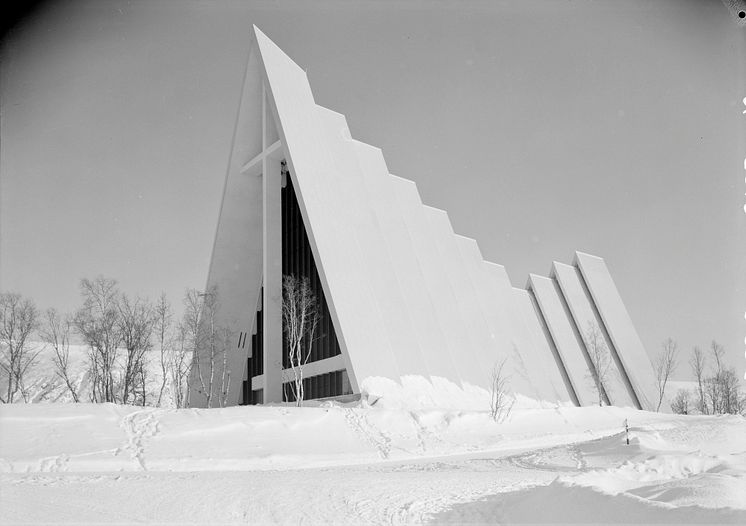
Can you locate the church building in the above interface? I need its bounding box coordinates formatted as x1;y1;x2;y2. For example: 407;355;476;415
189;27;658;411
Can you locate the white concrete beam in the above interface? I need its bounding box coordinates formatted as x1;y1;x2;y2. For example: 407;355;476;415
240;140;283;175
262;155;283;403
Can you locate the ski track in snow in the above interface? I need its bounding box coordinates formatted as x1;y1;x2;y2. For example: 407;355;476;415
1;405;745;524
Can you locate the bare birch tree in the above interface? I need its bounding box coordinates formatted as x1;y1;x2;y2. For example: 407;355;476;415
715;367;744;415
171;322;192;408
183;287;231;408
689;346;707;414
670;389;691;415
704;341;743;415
704;341;724;414
41;308;79;402
0;292;40;403
489;357;514;423
218;325;232;408
153;293;172;407
654;338;678;412
585;321;611;406
282;275;319;406
182;289;208;405
74;276;121;403
117;295;155;405
710;340;725;376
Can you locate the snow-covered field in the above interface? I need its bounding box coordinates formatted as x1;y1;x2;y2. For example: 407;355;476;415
1;402;745;524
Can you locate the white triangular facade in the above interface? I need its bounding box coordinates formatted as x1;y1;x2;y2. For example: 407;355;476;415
189;27;659;411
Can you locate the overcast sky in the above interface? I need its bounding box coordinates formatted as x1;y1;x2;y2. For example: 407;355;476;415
1;0;744;381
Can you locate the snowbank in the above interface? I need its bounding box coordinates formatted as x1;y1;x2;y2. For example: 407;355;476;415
0;402;701;474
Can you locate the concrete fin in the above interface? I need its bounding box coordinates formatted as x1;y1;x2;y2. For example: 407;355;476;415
552;262;638;408
528;274;597;406
574;252;657;411
511;288;574;405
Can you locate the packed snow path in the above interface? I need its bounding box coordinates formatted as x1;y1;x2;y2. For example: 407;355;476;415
1;403;745;524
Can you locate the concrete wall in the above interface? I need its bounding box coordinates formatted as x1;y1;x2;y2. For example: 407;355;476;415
424;207;496;389
481;262;544;401
188;40;265;408
388;176;482;390
352;141;459;384
312;106;430;382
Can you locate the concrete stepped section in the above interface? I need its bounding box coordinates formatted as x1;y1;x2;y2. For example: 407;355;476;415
314;105;430;381
453;236;513;368
481;262;536;399
388;175;482;390
256;29;402;393
456;239;557;405
480;260;562;404
552;262;638;408
574;252;656;411
423;206;495;389
350;139;458;386
528;274;598;406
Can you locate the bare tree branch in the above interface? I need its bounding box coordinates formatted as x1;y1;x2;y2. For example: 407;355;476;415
689;346;707;415
153;293;172;407
74;277;121;403
670;389;691;415
0;292;40;403
40;308;79;402
584;321;611;407
118;294;155;405
184;287;231;408
489;358;514;423
654;338;678;412
282;275;319;407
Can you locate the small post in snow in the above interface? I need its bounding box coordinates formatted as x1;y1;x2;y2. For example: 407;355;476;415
624;418;629;445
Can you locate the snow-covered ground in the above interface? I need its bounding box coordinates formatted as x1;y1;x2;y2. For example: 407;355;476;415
1;402;744;524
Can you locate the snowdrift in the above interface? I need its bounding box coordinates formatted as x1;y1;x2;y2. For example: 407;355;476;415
2;403;744;524
1;402;665;473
